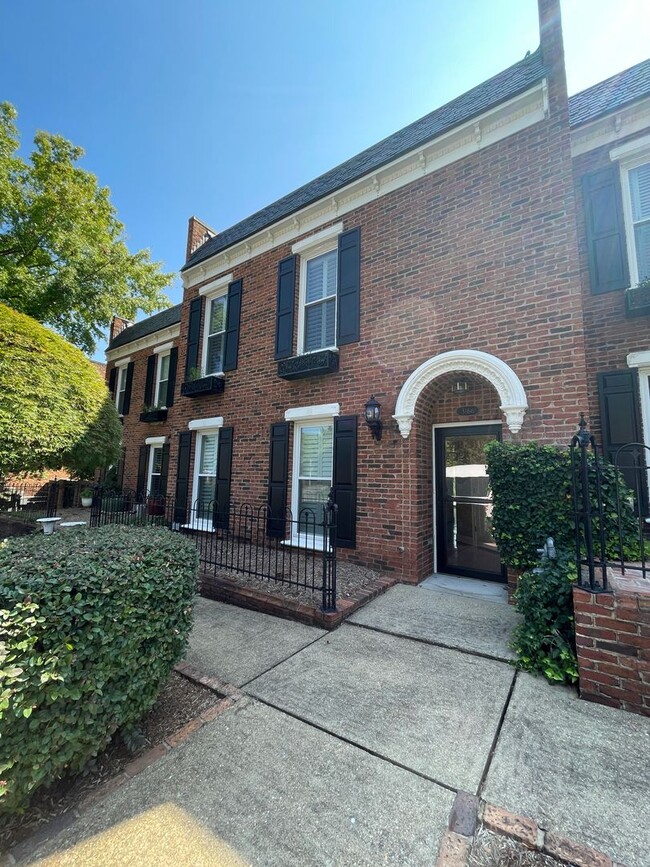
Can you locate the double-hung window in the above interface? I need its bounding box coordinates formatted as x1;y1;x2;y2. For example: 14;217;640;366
116;365;128;415
303;249;337;353
155;352;170;408
147;445;164;497
628;160;650;283
203;294;228;376
292;422;333;534
193;431;218;521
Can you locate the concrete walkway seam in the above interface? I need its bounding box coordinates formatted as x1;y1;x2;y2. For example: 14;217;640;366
476;669;518;798
236;630;330;690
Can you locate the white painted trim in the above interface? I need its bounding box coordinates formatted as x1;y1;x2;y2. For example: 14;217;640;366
570;95;650;157
285;403;340;422
153;349;171;409
201;293;228;377
153;341;174;355
190;429;220;518
291;222;343;255
182;82;547;289
199;272;233;297
627;351;650;368
431;421;503;573
106;324;180;362
393;350;527;437
289;419;334;547
114;356;132;367
189;416;224;431
610;133;650;163
613;145;650;289
145;436;167;446
296;239;339;355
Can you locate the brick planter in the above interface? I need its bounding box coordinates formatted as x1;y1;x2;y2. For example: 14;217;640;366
573;574;650;717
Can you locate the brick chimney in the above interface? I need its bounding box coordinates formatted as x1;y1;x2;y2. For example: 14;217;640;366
538;0;568;114
109;315;132;343
186;216;217;262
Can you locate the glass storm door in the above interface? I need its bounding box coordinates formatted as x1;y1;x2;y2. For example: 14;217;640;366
435;425;504;582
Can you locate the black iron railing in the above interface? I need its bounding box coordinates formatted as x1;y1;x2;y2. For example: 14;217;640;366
570;415;649;591
0;480;59;522
89;488;338;611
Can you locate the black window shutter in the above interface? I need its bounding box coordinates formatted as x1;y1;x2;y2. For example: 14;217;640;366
136;444;148;496
582;167;629;294
185;297;204;378
159;443;170;498
337;227;361;345
332;415;357;548
214;427;233;529
274;256;296;359
108;366;117;397
267;422;289;537
223;279;242;371
597;369;646;511
122;361;135;415
144;355;156;406
174;431;193;524
166;347;178;407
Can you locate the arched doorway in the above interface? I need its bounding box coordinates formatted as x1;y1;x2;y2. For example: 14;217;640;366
394;350;528;581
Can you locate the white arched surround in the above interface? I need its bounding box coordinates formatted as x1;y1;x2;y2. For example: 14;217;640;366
393;349;528;438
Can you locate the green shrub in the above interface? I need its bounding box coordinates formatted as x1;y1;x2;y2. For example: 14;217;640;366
485;441;638;572
0;525;198;813
510;550;578;685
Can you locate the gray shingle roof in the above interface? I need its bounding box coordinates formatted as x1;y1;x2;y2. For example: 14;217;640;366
183;47;546;272
569;59;650;128
108;304;182;350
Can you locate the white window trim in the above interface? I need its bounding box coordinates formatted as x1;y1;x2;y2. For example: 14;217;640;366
146;444;164;497
611;141;650;289
198;272;233;297
114;356;132;367
200;289;229;378
295;228;342;356
153;341;174;355
145;436;167;446
627;352;650;498
115;364;128;416
154;349;171;409
288;418;334;550
285;403;340;422
189;416;224;431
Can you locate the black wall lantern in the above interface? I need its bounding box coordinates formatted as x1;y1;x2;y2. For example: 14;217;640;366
364;395;382;441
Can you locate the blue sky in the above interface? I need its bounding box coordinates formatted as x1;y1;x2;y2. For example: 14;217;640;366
1;0;647;360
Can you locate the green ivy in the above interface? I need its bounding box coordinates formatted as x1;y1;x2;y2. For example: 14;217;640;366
0;525;198;813
485;441;639;572
510;550;578;685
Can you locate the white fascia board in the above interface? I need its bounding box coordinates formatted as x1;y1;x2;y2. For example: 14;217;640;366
183;81;547;290
571;96;650;158
145;436;167;446
189;416;224;431
105;324;180;363
285;403;341;422
292;223;343;255
199;272;233;297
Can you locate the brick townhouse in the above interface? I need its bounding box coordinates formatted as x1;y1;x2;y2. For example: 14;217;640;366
105;0;650;587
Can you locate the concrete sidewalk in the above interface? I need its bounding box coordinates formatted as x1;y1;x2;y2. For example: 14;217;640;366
13;586;650;867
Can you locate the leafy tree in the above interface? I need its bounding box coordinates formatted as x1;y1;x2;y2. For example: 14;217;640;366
0;102;172;354
0;303;122;478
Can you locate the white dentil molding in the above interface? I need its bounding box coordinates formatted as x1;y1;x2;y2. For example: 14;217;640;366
570;96;650;158
393;349;528;438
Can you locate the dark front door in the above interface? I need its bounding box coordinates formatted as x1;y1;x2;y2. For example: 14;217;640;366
435;425;504;582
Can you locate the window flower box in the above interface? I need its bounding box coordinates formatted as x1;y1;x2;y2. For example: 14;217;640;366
139;408;168;423
625;281;650;318
181;375;225;397
277;349;339;381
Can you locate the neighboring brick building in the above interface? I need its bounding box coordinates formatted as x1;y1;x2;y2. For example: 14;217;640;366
105;0;650;587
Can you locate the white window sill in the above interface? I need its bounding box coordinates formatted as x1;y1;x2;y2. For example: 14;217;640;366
298;346;339;357
280;536;332;553
180;520;215;533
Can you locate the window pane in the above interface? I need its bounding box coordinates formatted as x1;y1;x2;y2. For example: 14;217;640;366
159;353;170;381
306;249;337;303
206;334;224;374
634;222;650;281
299;425;333;478
199;434;218;475
630;163;650;222
209;296;226;335
298;480;331;521
304;298;336;351
151;447;163;475
156;377;168;406
197;476;216;506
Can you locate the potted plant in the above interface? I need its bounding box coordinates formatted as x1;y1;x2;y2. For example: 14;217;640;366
80;487;93;507
625;276;650;318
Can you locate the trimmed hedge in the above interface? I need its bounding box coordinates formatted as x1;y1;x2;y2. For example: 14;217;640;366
0;303;122;477
485;441;637;572
0;525;198;813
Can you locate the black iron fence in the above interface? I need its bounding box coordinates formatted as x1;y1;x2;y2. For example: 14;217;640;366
570;415;649;591
90;488;338;611
0;480;59;522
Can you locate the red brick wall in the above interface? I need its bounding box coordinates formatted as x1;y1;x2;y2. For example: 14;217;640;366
573;580;650;717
